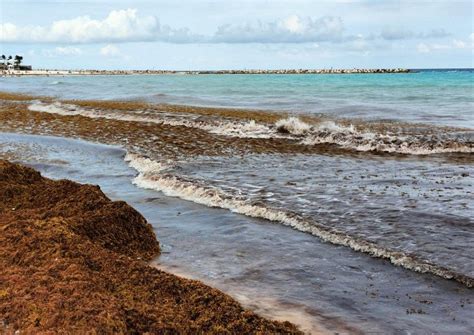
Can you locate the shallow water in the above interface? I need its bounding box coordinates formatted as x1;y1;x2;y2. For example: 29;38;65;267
1;133;473;334
4;97;474;285
24;100;474;155
160;154;474;278
1;69;474;332
1;69;473;127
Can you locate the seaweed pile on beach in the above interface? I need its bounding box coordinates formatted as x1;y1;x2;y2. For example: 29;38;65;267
0;160;301;334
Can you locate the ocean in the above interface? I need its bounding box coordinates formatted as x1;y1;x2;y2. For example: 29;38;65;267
2;69;473;127
0;69;473;333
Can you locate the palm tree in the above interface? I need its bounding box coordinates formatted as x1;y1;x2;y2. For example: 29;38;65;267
14;55;23;68
1;55;5;65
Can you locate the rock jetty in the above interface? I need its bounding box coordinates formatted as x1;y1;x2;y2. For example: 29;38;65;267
188;68;410;74
2;68;410;76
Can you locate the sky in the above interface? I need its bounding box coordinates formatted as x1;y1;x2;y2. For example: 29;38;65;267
1;0;473;70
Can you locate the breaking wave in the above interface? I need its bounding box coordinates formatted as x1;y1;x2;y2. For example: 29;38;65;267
274;117;473;155
124;152;473;288
28;101;277;139
28;101;474;155
278;118;474;155
275;117;313;135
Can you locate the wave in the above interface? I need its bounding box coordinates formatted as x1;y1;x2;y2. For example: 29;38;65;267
28;101;278;139
28;101;474;155
275;117;313;135
50;81;66;85
272;117;473;154
282;119;473;155
124;152;473;287
206;120;275;138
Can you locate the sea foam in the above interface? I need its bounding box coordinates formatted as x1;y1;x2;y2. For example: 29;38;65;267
124;152;474;287
28;101;474;155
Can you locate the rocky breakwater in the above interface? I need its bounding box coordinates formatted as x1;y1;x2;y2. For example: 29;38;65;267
188;68;410;74
2;68;410;76
0;160;301;334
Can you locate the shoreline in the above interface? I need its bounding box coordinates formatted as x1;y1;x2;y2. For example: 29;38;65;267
0;92;473;287
0;160;303;334
2;132;473;334
1;68;410;77
1;90;472;133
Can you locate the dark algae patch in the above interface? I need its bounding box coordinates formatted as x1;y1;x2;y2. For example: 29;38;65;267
0;160;301;334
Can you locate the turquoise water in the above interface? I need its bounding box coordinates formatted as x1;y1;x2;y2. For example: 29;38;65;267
1;69;473;127
1;70;474;332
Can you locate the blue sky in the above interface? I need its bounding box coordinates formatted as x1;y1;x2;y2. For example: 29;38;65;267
1;0;473;69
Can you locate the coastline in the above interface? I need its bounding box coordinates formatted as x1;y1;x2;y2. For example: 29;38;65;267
1;86;473;333
1;68;410;77
0;91;473;284
1;132;473;334
0;160;302;334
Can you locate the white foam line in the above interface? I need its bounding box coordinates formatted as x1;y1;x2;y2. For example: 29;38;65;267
286;119;474;155
28;101;474;155
28;101;277;139
125;153;473;288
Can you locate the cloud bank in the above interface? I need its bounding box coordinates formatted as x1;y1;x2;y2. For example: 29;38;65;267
416;34;474;53
0;8;452;45
212;15;344;43
379;28;450;40
0;9;199;44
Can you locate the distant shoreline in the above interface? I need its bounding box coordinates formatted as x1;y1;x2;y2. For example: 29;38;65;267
1;68;410;77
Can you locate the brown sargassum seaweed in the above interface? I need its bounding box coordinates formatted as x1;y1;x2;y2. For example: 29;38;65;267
0;160;301;334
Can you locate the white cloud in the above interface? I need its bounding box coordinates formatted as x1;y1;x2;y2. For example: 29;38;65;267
350;39;370;52
0;8;457;48
0;9;198;44
424;29;451;39
381;29;415;40
1;11;345;44
282;15;304;33
52;46;82;56
416;35;474;53
212;15;344;43
417;43;431;53
381;28;450;40
453;40;466;49
100;44;121;57
36;46;83;57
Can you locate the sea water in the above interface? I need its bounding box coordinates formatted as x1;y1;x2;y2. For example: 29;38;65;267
1;70;473;332
1;69;473;127
1;133;473;334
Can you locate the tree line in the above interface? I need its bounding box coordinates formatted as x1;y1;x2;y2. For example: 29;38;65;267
1;55;23;67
